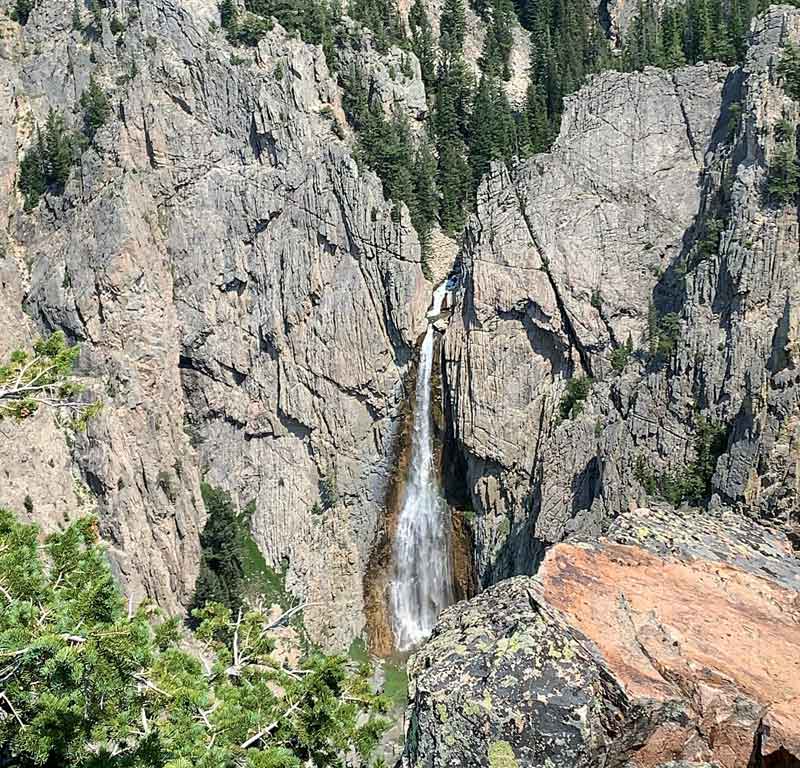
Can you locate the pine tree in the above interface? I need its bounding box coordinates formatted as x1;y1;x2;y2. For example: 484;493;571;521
89;0;103;31
341;65;368;130
433;54;472;143
623;0;664;70
766;134;800;205
490;80;517;160
409;0;436;90
80;75;111;140
778;43;800;102
662;7;687;68
11;0;33;25
524;81;551;153
0;508;390;768
481;0;515;79
439;0;466;54
219;0;238;29
412;135;439;246
44;109;73;190
713;22;735;63
438;138;470;233
469;75;495;190
383;109;416;217
468;74;516;191
729;0;747;59
18;129;46;211
349;0;404;51
17;110;77;205
189;483;246;619
688;0;712;61
72;0;83;30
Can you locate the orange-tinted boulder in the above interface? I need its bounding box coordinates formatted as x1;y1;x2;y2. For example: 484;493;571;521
403;506;800;768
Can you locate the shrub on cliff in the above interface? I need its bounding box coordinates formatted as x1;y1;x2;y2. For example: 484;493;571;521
610;335;634;373
558;376;592;421
0;509;390;767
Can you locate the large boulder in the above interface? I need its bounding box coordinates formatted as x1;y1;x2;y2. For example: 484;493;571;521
403;506;800;768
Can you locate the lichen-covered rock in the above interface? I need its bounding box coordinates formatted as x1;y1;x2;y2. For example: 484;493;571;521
403;506;800;768
404;577;629;768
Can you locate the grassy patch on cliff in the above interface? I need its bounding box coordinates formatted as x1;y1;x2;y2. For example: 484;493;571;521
238;509;293;609
349;638;409;710
383;661;408;709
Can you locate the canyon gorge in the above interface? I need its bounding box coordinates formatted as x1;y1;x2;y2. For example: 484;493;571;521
1;0;799;764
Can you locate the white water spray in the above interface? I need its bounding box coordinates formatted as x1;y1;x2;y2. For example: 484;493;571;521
390;282;453;651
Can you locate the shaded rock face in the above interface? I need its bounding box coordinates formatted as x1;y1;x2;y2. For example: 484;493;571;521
403;505;800;768
443;6;800;587
0;0;427;643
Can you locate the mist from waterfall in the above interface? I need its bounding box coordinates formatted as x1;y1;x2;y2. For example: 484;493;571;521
390;282;453;651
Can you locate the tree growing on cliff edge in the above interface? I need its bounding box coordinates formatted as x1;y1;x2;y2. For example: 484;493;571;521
80;75;112;140
0;509;390;767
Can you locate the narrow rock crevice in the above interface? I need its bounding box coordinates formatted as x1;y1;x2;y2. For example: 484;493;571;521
510;177;594;378
671;72;700;166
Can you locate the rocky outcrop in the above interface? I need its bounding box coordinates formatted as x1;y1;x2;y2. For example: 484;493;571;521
335;20;428;125
0;0;428;643
443;6;800;586
403;505;800;768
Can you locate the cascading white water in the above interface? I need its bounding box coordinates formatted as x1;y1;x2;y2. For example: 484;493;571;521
390;282;453;651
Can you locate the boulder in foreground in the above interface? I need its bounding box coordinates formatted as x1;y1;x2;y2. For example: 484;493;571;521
403;506;800;768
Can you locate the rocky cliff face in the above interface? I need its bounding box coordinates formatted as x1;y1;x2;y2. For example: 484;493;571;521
0;0;428;644
443;6;800;587
403;505;800;768
409;5;800;764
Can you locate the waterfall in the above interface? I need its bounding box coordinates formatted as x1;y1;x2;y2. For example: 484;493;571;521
390;282;453;651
